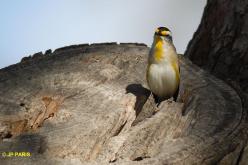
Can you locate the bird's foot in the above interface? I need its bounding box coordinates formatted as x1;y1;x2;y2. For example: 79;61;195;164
167;97;174;103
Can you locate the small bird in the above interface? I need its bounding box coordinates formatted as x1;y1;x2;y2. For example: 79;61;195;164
146;27;180;103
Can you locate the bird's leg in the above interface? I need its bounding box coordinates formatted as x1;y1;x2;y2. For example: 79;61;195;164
152;93;162;107
173;86;179;102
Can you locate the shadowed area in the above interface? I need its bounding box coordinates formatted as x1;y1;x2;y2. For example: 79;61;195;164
126;84;151;116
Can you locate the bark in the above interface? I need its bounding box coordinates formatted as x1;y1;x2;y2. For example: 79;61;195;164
185;0;248;92
185;0;248;164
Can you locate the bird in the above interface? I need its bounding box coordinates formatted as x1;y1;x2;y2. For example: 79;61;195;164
146;27;180;104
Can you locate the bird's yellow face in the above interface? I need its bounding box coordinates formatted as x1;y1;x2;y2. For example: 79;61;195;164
152;27;173;62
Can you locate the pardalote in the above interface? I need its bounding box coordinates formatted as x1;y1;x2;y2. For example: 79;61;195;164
146;27;180;103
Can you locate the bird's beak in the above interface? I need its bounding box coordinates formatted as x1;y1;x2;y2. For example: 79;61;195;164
155;29;159;36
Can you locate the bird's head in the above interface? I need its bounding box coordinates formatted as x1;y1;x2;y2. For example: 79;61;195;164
150;27;175;63
154;27;173;43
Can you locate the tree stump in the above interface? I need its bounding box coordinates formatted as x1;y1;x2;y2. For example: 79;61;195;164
0;43;246;164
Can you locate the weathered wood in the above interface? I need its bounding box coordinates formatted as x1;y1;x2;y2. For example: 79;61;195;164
0;43;246;164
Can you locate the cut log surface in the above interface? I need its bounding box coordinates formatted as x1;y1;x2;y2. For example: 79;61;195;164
0;43;247;165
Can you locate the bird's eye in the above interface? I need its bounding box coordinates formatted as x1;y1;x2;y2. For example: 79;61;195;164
166;35;173;42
